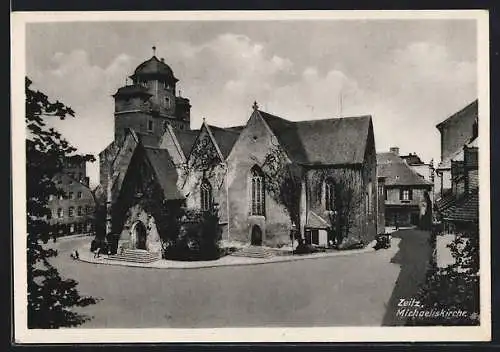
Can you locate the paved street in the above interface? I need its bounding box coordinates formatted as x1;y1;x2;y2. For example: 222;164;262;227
49;229;432;328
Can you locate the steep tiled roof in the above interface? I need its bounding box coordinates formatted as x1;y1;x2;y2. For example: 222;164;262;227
143;147;183;200
377;152;433;186
207;125;242;158
435;191;456;215
259;110;372;165
173;129;199;157
443;192;479;223
136;132;162;148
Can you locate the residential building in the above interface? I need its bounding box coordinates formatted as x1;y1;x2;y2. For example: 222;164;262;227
47;157;96;236
377;147;433;228
435;100;478;197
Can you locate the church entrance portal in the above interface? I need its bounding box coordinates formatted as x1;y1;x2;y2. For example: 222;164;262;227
133;221;148;250
251;225;262;246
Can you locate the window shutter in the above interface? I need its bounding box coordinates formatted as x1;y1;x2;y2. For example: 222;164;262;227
409;189;413;200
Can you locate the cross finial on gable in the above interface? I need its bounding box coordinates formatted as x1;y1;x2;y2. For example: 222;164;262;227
152;46;157;56
252;101;259;111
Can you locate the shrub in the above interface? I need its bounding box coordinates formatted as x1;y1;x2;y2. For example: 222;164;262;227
162;207;221;261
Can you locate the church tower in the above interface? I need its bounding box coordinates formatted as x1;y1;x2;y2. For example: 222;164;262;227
112;47;191;143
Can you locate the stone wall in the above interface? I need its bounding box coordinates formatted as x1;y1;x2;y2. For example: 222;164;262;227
226;111;292;247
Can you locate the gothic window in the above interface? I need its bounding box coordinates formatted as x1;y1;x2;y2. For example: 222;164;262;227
77;206;83;216
68;207;74;217
69;192;74;200
325;179;336;211
77;191;82;199
200;179;213;211
251;166;265;216
165;96;171;109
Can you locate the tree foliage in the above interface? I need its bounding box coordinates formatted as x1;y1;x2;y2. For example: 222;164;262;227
261;144;302;234
26;77;98;328
310;168;364;247
408;225;479;326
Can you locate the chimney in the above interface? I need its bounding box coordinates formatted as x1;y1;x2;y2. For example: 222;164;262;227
390;147;400;156
161;58;165;63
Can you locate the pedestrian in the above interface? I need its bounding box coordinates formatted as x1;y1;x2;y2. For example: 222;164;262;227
75;249;80;260
94;246;101;258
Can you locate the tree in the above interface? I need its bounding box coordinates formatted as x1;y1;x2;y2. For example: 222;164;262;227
407;225;479;326
261;144;303;240
26;77;98;328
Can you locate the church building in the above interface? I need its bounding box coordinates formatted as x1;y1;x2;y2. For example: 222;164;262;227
95;50;380;257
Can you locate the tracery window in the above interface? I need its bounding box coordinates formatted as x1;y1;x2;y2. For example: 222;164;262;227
200;179;213;211
251;166;265;216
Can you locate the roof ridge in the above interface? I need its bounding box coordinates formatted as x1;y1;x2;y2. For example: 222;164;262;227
206;124;242;135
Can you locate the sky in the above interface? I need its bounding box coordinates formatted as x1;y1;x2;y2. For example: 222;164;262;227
25;19;478;187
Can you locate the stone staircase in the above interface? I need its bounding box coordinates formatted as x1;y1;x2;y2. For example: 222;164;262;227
107;249;161;263
231;246;275;259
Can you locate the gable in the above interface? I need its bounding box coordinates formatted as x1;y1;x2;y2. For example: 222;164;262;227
187;125;223;169
227;109;284;165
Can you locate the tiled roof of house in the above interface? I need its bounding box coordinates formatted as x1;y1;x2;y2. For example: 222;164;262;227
143;147;183;200
443;192;479;223
259;110;372;165
377;152;433;187
435;190;456;214
207;125;242;158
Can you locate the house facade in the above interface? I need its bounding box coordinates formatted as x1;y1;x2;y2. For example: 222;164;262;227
96;52;379;254
435;100;478;197
48;157;95;236
377;148;433;229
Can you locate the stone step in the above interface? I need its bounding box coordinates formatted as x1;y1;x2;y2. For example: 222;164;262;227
231;246;274;259
108;249;160;263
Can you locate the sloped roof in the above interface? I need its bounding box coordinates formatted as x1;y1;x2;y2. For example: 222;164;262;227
143;147;183;200
306;211;331;229
377;152;433;186
443;192;479;223
136;132;162;148
435;191;456;214
207;125;242;158
174;129;199;157
259;110;372;165
112;84;152;98
436;99;478;130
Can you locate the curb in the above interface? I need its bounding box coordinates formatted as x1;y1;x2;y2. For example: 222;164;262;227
76;240;379;270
